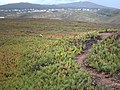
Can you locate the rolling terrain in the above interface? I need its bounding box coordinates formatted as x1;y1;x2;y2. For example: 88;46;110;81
0;2;120;24
0;1;120;90
14;9;120;24
0;1;111;10
0;18;120;89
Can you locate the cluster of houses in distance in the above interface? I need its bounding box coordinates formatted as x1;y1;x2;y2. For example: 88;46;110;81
0;8;100;12
0;8;101;18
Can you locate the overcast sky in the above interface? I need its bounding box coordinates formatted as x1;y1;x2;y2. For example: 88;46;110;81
0;0;120;9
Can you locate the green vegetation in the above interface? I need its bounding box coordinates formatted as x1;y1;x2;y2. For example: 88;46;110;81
0;32;101;89
97;9;120;17
86;33;120;74
0;18;119;90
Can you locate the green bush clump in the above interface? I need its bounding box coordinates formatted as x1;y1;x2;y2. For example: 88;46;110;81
86;33;120;74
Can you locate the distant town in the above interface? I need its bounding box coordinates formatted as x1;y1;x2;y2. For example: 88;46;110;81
0;8;100;18
0;8;100;12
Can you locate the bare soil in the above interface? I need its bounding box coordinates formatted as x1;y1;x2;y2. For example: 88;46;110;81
76;32;120;90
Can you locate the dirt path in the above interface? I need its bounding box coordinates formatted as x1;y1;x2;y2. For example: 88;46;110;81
76;32;120;90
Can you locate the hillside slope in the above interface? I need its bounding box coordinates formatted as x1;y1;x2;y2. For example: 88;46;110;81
0;2;119;24
58;1;110;9
0;1;112;10
0;2;61;10
13;9;120;24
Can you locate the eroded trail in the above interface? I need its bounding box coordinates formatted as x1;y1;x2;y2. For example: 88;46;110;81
76;32;120;90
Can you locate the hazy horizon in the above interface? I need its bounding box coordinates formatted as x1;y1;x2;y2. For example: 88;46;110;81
0;0;120;9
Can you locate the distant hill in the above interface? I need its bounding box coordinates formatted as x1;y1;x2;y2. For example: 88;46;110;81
58;1;111;9
0;2;61;10
0;2;113;10
0;2;119;24
13;9;119;24
58;1;106;9
96;9;120;24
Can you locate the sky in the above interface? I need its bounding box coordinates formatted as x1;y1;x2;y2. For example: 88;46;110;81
0;0;120;9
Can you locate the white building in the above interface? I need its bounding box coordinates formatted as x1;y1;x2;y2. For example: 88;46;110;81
0;17;5;18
